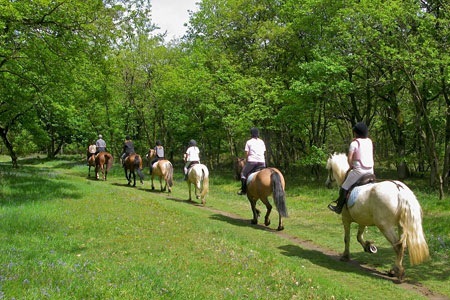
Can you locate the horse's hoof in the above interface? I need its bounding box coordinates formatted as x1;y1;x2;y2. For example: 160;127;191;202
340;256;350;262
277;226;284;231
251;219;257;225
264;220;271;226
369;244;377;254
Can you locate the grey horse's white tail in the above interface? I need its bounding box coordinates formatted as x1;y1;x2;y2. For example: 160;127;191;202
397;183;429;265
200;166;209;200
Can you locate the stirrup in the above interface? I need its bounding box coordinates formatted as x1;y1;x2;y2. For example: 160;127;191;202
327;204;342;214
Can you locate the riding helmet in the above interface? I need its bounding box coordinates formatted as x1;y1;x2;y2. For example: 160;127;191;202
189;139;197;147
250;127;259;138
98;134;102;139
156;140;161;146
353;122;369;138
126;135;131;140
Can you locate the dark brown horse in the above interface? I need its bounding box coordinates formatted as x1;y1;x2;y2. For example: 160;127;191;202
146;149;174;193
95;152;114;181
123;153;144;186
236;157;288;231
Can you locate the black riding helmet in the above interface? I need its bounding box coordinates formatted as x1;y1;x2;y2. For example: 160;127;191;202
189;139;197;147
250;127;259;138
353;122;369;138
156;140;162;146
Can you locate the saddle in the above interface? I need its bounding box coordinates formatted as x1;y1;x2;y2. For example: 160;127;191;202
346;173;376;200
246;166;266;184
187;161;200;170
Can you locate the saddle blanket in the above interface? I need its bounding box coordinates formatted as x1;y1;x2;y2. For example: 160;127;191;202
348;184;374;208
246;172;258;185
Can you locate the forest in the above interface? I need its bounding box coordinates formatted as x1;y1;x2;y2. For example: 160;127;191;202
1;0;450;196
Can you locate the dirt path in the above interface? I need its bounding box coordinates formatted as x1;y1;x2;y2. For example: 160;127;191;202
199;205;449;300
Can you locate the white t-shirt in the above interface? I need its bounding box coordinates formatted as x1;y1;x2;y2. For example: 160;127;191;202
349;138;374;168
245;138;266;163
185;146;200;162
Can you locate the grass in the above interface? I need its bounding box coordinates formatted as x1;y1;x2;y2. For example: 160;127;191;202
0;155;449;299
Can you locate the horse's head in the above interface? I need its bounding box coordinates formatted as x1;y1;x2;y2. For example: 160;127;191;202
234;157;245;180
146;148;156;160
325;153;349;188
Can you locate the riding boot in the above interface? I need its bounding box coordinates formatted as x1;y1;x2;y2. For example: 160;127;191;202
237;178;247;195
328;188;347;214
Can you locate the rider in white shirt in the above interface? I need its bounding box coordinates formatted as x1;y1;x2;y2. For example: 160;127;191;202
328;122;374;214
238;128;266;195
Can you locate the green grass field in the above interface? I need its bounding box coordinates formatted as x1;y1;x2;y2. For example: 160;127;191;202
0;155;449;299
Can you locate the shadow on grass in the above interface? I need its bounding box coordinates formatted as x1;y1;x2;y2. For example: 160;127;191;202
0;163;81;206
277;244;402;283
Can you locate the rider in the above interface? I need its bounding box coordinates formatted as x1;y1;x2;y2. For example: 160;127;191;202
150;140;165;174
184;139;200;180
120;135;135;166
87;141;97;164
238;127;266;195
95;134;107;153
328;122;374;214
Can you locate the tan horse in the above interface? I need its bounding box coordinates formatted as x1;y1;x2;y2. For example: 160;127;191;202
235;158;288;231
123;153;144;186
326;153;429;280
95;152;114;181
186;163;209;206
146;149;174;193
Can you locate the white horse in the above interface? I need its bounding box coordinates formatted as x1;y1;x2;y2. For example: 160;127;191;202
186;164;209;206
326;153;429;281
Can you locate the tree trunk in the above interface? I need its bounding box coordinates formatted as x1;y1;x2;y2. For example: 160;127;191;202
0;127;18;168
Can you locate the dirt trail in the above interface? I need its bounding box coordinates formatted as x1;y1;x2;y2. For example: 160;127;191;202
199;205;449;300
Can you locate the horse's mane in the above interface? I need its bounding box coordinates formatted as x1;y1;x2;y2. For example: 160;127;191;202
328;153;349;182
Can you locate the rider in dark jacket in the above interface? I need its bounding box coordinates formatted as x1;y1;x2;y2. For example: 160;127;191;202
120;135;135;166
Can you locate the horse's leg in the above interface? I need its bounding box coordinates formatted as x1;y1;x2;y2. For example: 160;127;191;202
187;181;192;201
248;198;259;225
159;176;164;191
381;226;405;280
341;218;351;261
132;171;136;187
151;174;155;190
260;196;272;227
195;179;201;199
101;165;105;180
356;225;376;253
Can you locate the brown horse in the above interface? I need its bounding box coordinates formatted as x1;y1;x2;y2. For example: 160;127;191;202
146;149;174;193
123;153;144;186
95;152;114;181
236;158;288;231
87;154;96;177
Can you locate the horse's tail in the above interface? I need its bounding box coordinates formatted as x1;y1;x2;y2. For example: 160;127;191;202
135;155;144;181
200;166;209;199
397;184;429;265
271;171;288;217
106;153;114;172
166;162;174;187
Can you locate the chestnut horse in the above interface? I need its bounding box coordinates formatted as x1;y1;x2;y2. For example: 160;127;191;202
236;158;288;231
326;153;429;280
146;149;174;193
87;154;96;178
186;163;209;206
95;152;114;181
123;153;144;186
